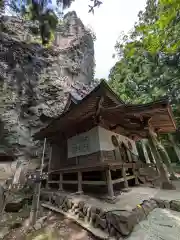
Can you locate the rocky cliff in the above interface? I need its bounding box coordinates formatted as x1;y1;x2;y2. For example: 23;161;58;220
0;11;96;179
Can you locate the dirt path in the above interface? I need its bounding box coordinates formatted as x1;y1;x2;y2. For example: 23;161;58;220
3;213;95;240
26;214;95;240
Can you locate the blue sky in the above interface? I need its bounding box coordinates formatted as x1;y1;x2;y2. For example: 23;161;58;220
67;0;147;79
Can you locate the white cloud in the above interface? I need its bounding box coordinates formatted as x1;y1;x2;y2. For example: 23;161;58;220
67;0;147;79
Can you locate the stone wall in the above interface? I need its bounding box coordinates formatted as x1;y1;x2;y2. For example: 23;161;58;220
41;191;180;239
41;192;180;239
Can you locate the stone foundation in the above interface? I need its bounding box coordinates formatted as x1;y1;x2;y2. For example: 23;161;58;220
41;192;180;239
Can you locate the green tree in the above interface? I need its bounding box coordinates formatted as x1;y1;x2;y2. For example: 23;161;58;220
109;0;180;184
109;0;180;125
137;0;180;54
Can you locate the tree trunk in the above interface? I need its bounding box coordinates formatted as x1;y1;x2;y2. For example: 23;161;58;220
148;131;175;190
168;134;180;163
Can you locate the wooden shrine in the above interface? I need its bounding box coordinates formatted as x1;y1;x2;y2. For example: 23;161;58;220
33;80;176;198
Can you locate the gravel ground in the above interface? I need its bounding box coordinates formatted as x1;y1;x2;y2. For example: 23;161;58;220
127;208;180;240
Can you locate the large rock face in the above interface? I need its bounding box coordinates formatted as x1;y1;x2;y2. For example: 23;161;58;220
0;11;96;179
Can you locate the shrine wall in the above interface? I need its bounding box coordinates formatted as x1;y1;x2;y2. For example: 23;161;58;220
67;126;138;160
50;138;68;170
98;126;138;156
67;126;100;159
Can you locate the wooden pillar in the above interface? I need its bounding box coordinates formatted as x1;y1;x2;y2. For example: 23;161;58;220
106;169;114;199
168;134;180;163
141;139;151;164
132;163;139;185
46;146;52;189
147;142;156;164
78;171;83;193
59;173;63;191
122;165;128;188
148;129;175;190
157;142;177;179
127;149;133;162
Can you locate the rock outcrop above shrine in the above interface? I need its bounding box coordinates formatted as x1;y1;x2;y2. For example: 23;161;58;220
0;11;96;177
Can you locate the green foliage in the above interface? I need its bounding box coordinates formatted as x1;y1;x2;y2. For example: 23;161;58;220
109;0;180;130
136;0;180;54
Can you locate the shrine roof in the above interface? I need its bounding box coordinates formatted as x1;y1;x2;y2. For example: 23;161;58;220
101;98;176;138
33;80;176;140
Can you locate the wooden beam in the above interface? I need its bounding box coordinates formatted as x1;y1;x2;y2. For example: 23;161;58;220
58;180;107;185
112;175;135;184
94;96;104;124
59;173;63;191
48;181;59;184
167;106;176;130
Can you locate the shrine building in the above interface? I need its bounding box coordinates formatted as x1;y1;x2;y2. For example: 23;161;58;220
33;80;176;198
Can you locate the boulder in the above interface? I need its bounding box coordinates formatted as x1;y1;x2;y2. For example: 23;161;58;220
170;200;180;212
152;198;170;209
107;210;135;236
78;211;85;220
9;222;22;230
149;199;158;209
132;206;146;223
141;200;157;215
83;204;88;215
33;222;42;230
0;227;10;239
40;192;50;202
5;198;24;213
65;198;73;209
78;201;85;210
95;214;107;229
56;195;66;207
109;226;116;237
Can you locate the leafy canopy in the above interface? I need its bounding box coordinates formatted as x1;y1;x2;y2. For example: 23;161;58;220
109;0;180;128
136;0;180;54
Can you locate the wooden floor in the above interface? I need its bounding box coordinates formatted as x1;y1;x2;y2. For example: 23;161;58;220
49;161;146;174
46;162;156;198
